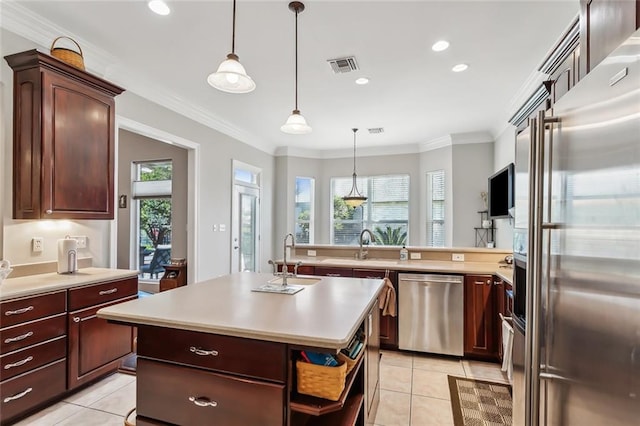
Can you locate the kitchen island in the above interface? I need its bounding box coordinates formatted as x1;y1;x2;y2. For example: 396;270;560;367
97;272;385;426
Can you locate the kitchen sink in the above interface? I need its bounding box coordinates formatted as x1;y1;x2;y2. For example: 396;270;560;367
267;276;321;286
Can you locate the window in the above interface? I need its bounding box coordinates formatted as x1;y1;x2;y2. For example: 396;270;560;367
133;160;173;281
295;177;315;244
426;170;445;247
331;175;409;245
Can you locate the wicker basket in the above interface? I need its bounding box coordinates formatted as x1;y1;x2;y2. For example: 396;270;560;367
337;350;361;375
50;36;85;70
124;408;136;426
296;359;347;401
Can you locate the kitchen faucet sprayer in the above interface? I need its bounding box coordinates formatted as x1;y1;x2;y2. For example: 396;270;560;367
281;233;296;287
359;229;376;260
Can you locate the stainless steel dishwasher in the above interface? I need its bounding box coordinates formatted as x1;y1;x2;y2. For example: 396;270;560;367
398;273;464;356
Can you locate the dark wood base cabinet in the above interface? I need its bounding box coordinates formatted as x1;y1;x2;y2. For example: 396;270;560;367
0;277;137;424
464;275;500;360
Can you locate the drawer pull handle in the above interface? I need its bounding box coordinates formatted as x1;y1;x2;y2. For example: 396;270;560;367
3;387;33;403
4;331;34;343
5;306;34;316
4;356;34;370
99;288;118;296
326;273;341;277
188;396;218;408
189;346;219;357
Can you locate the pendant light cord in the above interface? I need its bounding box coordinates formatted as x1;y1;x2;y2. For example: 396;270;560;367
231;0;237;54
352;129;357;175
294;7;299;111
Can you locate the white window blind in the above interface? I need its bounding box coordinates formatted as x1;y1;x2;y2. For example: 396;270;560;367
331;174;409;245
295;177;315;244
426;170;445;247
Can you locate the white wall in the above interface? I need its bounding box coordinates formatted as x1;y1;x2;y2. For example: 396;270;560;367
1;29;276;280
492;125;517;249
452;142;494;247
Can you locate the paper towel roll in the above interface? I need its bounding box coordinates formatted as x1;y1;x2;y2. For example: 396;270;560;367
57;238;78;274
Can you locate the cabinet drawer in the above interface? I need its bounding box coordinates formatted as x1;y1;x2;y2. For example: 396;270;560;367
68;277;137;311
137;358;285;426
314;267;353;277
0;336;66;381
1;291;66;328
138;325;286;382
0;359;67;424
1;313;66;354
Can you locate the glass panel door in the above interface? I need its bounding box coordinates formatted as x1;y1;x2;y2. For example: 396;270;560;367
232;184;260;272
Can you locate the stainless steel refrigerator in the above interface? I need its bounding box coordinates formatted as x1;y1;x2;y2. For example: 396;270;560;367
514;28;640;425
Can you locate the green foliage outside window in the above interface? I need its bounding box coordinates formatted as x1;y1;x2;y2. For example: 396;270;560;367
140;164;172;248
374;225;407;246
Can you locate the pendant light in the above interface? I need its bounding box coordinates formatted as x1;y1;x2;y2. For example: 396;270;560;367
281;1;312;134
343;128;367;208
207;0;256;93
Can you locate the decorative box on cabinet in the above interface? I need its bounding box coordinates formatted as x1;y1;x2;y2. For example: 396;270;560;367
4;49;125;220
159;264;187;292
0;291;67;424
67;278;137;389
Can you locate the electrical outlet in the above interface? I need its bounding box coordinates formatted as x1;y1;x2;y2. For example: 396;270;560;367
71;236;87;248
219;224;226;232
32;237;44;252
307;250;317;257
410;252;421;260
452;253;465;262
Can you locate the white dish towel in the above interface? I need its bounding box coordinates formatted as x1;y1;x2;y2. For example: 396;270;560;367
500;313;514;381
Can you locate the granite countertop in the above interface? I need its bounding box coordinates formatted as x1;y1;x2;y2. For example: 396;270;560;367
97;272;384;350
281;256;514;283
0;267;140;301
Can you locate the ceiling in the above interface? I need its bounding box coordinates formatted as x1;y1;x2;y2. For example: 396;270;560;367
4;1;579;154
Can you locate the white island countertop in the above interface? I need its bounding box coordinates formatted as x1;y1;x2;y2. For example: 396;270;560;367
98;272;384;350
0;267;140;301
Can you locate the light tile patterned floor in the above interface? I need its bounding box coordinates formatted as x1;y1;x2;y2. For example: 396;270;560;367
13;351;508;425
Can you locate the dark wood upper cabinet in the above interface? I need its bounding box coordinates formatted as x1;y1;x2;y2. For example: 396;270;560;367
580;0;640;79
4;50;124;219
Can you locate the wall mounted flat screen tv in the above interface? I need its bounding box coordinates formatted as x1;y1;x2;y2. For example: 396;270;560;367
488;163;514;219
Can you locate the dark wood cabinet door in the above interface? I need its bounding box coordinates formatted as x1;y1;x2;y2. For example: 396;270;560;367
313;266;353;277
580;0;640;78
464;275;499;359
353;269;398;350
67;297;135;389
41;71;115;219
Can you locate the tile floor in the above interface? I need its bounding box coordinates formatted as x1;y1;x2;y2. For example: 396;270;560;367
14;351;509;426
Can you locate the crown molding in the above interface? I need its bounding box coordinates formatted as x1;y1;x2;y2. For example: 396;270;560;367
450;131;494;145
0;1;275;155
419;135;452;152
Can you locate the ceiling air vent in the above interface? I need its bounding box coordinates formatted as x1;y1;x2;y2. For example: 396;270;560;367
368;128;384;134
327;56;359;74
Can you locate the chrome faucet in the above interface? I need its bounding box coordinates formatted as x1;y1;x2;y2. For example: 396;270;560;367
358;229;376;260
281;233;296;286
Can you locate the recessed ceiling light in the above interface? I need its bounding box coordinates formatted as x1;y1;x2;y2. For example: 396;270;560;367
432;40;450;52
355;77;369;85
148;0;170;16
452;63;469;72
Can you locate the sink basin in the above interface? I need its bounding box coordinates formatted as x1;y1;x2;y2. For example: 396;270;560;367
252;284;304;295
267;276;321;286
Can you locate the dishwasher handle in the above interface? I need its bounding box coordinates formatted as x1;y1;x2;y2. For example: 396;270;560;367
398;274;463;284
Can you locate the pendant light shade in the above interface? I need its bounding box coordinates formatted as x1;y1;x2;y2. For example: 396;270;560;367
281;2;312;134
343;128;367;208
207;0;256;94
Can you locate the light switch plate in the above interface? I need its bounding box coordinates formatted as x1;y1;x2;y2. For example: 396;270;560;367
452;253;465;262
307;250;317;257
410;252;421;260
